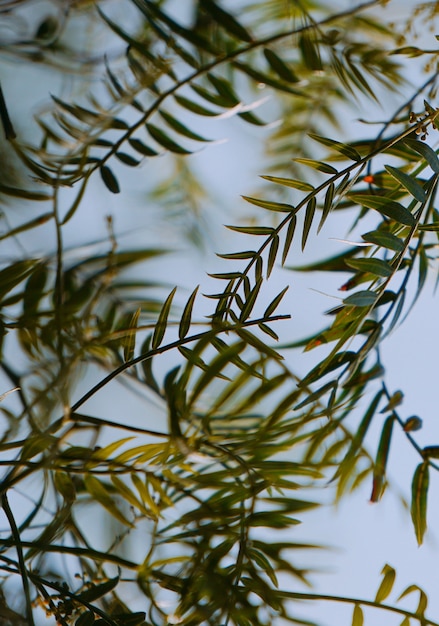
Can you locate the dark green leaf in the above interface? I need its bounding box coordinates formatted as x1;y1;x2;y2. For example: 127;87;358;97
202;0;253;42
302;197;316;250
294;158;337;174
100;165;120;194
384;165;426;202
77;576;119;603
309;133;361;161
115;152;141;167
179;286;198;340
264;48;299;82
318;182;335;233
146;123;192;154
174;94;219;116
159;109;211;142
242;195;293;213
404;138;439;173
282;216;297;265
349;194;415;226
128;138;159;156
345;257;393;277
299;32;323;71
343;290;378;307
261;175;314;192
362;230;404;251
152;287;177;349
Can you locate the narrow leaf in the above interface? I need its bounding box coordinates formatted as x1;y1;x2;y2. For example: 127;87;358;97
202;0;253;42
362;230;404;252
123;307;141;362
152;287;177;349
242;195;293;213
179;286;198;340
343;290;378;306
309;133;361;161
345;257;393;277
261;175;314;192
282;216;297;265
263;48;299;82
294;158;337;174
411;461;429;545
384;165;426;202
302;197;316;250
84;475;133;527
349;194;415;226
352;604;364;626
404;138;439;173
146;123;191;154
318;182;335;232
100;165;120;194
370;416;394;502
267;235;279;277
375;564;396;603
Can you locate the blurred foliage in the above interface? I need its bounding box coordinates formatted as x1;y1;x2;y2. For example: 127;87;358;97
0;0;439;625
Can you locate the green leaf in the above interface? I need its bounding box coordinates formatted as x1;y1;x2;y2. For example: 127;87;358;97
174;94;219;116
404;138;439;173
179;286;198;340
226;224;274;235
302;197;316;250
370;416;394;502
77;576;119;602
375;564;396;603
411;461;429;545
84;475;134;527
345;257;393;277
362;230;404;251
267;235;279;278
202;0;253;42
282;216;297;265
242;195;293;213
159;109;211;142
123;307;141;362
263;48;299;83
398;584;428;616
261;175;314;192
264;286;289;318
100;165;120;194
349;194;415;226
343;290;378;307
299;32;323;71
318;182;335;233
152;287;177;349
293;158;337;174
115;152;141;167
146;123;191;154
352;604;364;626
309;133;361;162
384;165;426;202
128;138;159;156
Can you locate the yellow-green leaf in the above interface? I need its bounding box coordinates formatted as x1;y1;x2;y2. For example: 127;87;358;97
411;461;429;545
375;564;396;603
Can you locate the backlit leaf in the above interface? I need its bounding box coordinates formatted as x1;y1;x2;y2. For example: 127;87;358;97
370;416;394;502
375;564;396;603
411;461;429;545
